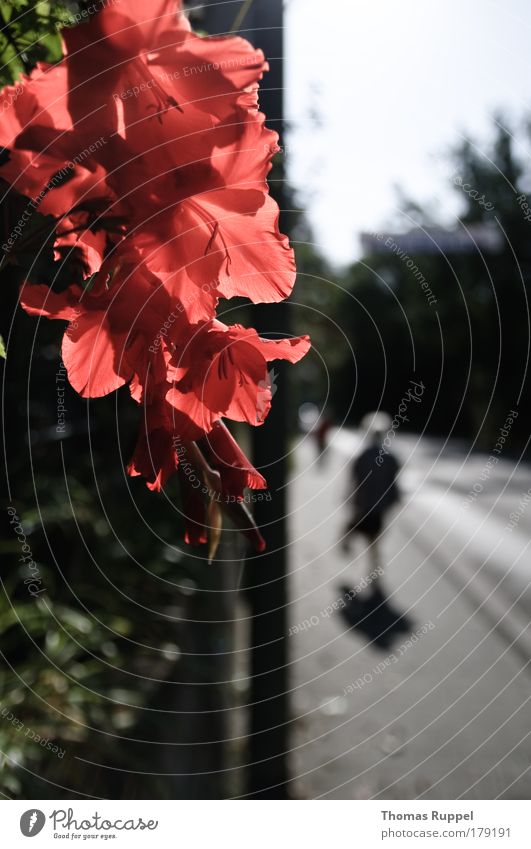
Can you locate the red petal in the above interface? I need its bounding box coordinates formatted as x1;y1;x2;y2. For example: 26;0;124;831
201;192;296;303
62;312;132;398
19;282;82;320
127;424;177;492
251;334;312;364
202;420;266;497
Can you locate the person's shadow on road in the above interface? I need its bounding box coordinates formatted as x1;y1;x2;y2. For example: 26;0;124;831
337;584;413;650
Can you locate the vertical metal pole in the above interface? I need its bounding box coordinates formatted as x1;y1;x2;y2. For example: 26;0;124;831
245;1;290;800
200;0;290;798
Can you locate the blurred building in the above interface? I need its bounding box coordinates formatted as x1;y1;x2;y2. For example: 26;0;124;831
361;224;503;256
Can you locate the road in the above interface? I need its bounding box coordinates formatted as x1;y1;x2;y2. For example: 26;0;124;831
288;429;531;799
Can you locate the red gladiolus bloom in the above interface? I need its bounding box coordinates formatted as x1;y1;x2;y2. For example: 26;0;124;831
1;0;295;309
166;320;310;439
127;399;179;492
20;246;177;398
201;420;266;500
2;0;310;554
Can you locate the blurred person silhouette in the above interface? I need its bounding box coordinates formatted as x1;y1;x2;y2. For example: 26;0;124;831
338;414;411;648
298;403;333;465
314;409;333;466
341;415;398;562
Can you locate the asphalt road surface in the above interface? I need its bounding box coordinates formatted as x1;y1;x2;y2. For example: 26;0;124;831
289;429;531;799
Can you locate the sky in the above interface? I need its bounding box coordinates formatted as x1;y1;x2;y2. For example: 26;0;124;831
285;0;531;266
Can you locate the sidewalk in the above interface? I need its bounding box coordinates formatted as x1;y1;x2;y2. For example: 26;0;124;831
288;434;531;799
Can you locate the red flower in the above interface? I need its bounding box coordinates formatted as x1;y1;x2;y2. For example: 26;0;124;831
20;246;177;398
3;0;311;554
1;0;295;310
200;420;266;500
166;320;310;439
127;399;179;492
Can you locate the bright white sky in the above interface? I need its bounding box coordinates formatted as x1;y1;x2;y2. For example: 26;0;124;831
286;0;531;266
